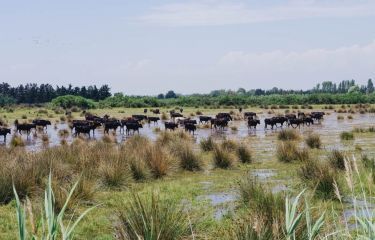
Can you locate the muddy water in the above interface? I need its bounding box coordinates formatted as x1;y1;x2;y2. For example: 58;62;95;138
1;112;374;152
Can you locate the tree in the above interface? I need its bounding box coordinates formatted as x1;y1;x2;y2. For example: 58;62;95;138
348;85;360;94
165;90;177;99
157;93;165;99
367;79;374;94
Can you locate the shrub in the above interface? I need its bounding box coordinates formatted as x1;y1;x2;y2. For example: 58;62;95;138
276;141;309;163
347;115;353;120
337;115;344;120
144;145;175;178
221;139;238;152
200;137;215;152
129;158;149;181
115;192;189;240
328;150;346;170
305;133;321;149
277;129;300;141
237;144;253;164
51;95;97;109
100;155;129;188
340;131;354;140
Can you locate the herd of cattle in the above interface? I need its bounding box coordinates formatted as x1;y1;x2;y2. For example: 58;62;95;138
0;108;326;141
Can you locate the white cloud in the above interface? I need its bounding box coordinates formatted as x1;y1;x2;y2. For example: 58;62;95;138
138;0;375;26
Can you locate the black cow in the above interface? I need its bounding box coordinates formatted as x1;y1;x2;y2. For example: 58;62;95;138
216;113;232;121
311;112;325;121
74;125;93;137
264;118;277;129
288;118;304;128
285;114;296;120
104;120;121;134
247;119;260;129
171;112;183;118
32;119;52;130
144;109;148;114
303;117;314;126
14;120;36;135
125;122;143;135
148;117;160;125
184;123;196;134
0;128;11;141
132;115;148;121
244;112;256;119
178;119;197;126
211;118;229;130
199;116;212;124
165;122;178;131
72;120;101;135
85;114;105;123
152;109;160;114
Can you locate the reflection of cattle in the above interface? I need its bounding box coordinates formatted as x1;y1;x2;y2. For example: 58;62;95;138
32;119;52;129
216;113;232;121
14;120;36;135
247;119;260;129
244;112;256;119
151;109;160;114
132;115;148;121
0;128;11;141
104;120;121;134
288;118;304;128
125;122;143;135
148;117;160;124
184;123;196;134
211;118;229;130
165;122;178;131
199;116;212;124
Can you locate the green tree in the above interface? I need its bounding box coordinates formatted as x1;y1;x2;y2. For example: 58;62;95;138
367;79;374;94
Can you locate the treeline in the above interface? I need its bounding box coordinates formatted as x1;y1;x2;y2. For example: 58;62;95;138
0;82;111;105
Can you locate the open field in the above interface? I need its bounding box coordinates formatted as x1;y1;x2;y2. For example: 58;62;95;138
0;104;375;239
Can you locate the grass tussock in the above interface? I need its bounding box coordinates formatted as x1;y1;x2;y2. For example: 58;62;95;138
305;133;321;149
169;141;202;171
10;134;25;147
298;158;338;200
213;144;236;169
340;131;354;141
277;129;300;141
236;144;253;164
276;141;309;163
116;192;189;240
328;149;346;171
200;136;215;152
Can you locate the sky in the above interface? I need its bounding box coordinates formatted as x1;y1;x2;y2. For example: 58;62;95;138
1;0;375;95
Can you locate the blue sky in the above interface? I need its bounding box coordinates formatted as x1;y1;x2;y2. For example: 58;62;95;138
1;0;375;95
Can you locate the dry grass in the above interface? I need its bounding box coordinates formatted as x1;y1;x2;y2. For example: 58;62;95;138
276;141;309;163
305;133;322;149
213;144;236;169
277;129;300;141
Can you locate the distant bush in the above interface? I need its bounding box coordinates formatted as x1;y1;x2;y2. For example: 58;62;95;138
52;95;97;109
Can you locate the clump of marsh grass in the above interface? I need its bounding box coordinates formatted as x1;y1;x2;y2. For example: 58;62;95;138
340;131;354;141
221;139;239;152
305;133;321;149
238;175;285;237
337;115;344;120
10;134;25;147
170;141;202;171
99;154;130;188
128;157;149;181
328;149;346;171
278;129;300;141
115;192;189;240
161;112;168;120
231;126;238;132
200;136;215;152
144;145;175;178
41;134;49;144
236;144;253;164
213;144;235;169
102;134;117;144
58;129;70;138
298;158;338;200
276;141;309;163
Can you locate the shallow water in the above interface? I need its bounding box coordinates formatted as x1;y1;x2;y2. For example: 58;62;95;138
2;112;375;152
